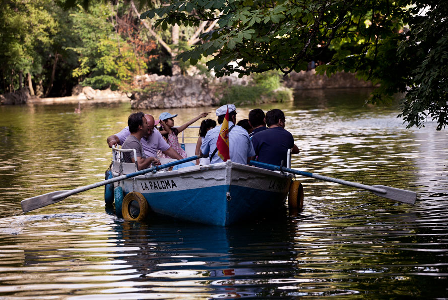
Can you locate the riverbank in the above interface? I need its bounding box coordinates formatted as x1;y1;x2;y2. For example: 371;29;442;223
27;95;130;105
2;71;374;107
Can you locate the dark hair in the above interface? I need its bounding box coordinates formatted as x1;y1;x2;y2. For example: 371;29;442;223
237;119;252;132
128;112;145;133
217;111;236;124
248;109;265;128
199;119;217;137
265;109;285;127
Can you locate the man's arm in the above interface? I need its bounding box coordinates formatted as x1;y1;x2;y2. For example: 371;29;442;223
134;156;160;170
107;127;130;148
162;147;183;160
292;144;300;154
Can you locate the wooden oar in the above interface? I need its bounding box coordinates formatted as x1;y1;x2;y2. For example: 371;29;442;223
250;161;417;204
21;156;199;213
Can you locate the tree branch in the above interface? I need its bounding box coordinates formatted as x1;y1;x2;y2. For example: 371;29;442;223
130;0;172;55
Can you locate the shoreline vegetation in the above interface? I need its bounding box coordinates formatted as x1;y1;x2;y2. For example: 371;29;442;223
2;71;374;107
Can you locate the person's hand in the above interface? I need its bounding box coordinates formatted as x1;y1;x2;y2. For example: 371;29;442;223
199;112;210;118
107;137;118;148
151;157;161;165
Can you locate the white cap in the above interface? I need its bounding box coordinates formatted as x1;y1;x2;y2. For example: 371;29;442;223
216;104;236;116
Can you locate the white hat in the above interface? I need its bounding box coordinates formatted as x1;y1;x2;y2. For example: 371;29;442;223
216;104;236;116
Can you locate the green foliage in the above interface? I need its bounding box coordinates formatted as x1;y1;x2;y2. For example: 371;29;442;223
69;4;147;90
0;0;58;89
143;0;448;130
1;0;155;94
220;85;267;106
274;89;293;103
252;70;283;91
220;71;291;105
397;2;448;130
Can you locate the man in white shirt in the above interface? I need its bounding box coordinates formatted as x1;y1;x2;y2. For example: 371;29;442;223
201;104;255;165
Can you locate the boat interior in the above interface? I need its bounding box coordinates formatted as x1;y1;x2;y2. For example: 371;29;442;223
110;126;291;176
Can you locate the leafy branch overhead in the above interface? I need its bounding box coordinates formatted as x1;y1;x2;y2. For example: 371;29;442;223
142;0;448;130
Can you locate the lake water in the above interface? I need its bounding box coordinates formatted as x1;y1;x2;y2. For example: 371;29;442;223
0;88;447;299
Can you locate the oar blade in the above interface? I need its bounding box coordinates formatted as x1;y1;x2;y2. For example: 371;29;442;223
372;185;417;205
21;156;200;214
21;191;69;213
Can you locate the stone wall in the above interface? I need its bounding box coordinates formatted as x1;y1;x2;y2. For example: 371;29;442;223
284;70;375;89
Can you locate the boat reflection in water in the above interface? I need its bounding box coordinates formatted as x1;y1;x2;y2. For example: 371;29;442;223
114;212;297;298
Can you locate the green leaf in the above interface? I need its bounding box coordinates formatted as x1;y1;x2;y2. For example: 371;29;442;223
228;39;236;49
185;2;194;13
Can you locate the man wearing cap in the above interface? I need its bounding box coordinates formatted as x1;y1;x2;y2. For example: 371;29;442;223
106;114;183;160
200;104;255;165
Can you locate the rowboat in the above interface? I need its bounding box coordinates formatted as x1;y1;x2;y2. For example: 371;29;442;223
21;140;414;218
109;144;299;226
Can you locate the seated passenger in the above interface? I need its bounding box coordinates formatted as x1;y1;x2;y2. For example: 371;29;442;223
158;111;210;159
200;104;255;165
195;119;217;165
106;114;183;160
251;109;300;166
121;112;160;170
248;108;267;137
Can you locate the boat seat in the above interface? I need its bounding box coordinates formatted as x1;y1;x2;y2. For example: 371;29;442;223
111;147;137;175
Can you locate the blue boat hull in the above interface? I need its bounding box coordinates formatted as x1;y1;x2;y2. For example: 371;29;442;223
115;161;293;226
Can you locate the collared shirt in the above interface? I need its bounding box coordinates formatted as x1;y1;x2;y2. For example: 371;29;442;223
251;127;295;166
201;121;255;165
249;126;267;138
115;127;170;157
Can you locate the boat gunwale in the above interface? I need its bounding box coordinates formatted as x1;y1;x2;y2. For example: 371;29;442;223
115;160;294;181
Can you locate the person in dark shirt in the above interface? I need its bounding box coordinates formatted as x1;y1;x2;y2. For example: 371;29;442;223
251;109;300;166
248;108;267;137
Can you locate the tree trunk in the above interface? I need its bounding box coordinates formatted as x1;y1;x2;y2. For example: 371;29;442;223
10;70;14;93
45;51;59;97
19;71;23;89
36;79;44;97
171;24;181;75
188;19;219;46
27;73;35;95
